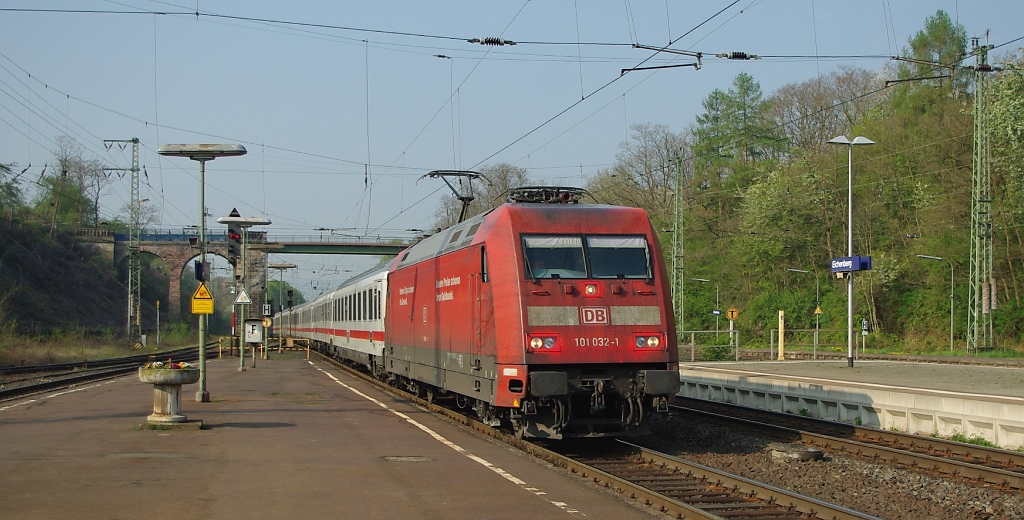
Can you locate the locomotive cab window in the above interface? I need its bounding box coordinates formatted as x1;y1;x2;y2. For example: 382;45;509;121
587;235;650;279
522;236;587;279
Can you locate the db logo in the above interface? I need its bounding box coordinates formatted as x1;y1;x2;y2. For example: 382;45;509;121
581;307;609;325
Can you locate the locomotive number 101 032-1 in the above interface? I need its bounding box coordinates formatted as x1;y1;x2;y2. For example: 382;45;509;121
574;337;619;347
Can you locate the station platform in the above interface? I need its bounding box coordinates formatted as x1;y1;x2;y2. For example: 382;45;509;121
0;354;660;520
678;360;1024;449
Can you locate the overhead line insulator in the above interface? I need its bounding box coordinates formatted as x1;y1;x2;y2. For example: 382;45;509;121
715;52;760;60
468;37;516;46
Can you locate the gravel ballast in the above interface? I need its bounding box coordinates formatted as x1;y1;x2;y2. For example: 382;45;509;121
633;413;1024;519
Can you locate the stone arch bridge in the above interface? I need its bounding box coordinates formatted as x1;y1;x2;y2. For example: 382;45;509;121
76;229;410;323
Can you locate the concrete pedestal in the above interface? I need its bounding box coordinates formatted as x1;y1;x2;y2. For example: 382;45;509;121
138;368;200;424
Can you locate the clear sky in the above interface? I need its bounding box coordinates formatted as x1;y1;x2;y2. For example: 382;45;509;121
1;1;1022;296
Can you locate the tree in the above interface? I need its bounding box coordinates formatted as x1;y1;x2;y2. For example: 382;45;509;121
892;10;969;111
990;53;1024;309
586;123;689;230
0;163;26;218
34;136;108;231
693;73;785;183
768;67;883;152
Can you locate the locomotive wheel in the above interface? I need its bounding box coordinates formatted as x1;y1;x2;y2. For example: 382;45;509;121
513;420;528;439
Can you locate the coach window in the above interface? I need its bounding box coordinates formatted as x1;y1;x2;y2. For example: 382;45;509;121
522;235;586;279
586;235;650;279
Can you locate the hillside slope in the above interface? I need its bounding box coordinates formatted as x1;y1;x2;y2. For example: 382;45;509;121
0;221;124;333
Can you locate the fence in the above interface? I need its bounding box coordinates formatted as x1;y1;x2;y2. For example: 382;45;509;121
677;329;741;362
768;328;848;360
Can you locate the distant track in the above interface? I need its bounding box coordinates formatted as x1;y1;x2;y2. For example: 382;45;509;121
0;346;199;402
673;397;1024;492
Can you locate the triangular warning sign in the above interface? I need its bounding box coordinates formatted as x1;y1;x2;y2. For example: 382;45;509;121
234;289;252;305
814;305;823;315
192;283;213;300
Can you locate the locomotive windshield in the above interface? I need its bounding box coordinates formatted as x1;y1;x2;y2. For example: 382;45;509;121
522;234;650;280
587;236;650;279
523;236;587;279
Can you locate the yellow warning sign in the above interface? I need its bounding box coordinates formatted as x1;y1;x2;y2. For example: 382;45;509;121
191;283;214;315
192;283;213;300
814;305;823;315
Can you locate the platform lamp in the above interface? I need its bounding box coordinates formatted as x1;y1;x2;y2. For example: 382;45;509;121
158;144;246;402
916;255;955;352
268;263;296;347
827;135;874;368
217;214;272;371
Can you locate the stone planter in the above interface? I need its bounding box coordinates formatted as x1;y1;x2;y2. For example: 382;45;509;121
139;367;200;423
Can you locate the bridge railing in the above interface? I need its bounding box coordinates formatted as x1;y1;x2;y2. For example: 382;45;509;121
82;228;417;246
270;234;418;245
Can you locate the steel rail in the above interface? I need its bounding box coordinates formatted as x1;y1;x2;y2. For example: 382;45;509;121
673;399;1024;491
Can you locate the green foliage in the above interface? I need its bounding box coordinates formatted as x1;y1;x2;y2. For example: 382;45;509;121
702;344;732;361
158;322;195;347
572;30;1023;352
267;280;306;308
0;163;26;217
949;430;1000;448
894;10;970;96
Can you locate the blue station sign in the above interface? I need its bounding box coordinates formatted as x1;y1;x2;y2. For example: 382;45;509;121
830;255;872;273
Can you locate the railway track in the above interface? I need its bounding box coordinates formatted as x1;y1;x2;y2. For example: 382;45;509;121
548;439;878;520
312;351;879;519
0;347;199;402
673;396;1024;492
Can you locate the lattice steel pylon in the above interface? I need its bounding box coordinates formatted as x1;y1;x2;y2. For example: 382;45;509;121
967;39;997;354
104;138;141;340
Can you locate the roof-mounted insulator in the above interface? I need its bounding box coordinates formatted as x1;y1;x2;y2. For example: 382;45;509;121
507;186;588;204
468;37;516;46
716;52;760;60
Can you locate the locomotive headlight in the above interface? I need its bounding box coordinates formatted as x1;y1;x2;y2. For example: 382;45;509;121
635;334;664;349
584;283;599;296
527;334;560;352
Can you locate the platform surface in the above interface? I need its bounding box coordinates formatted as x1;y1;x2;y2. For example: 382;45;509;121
681;359;1024;399
0;354;661;520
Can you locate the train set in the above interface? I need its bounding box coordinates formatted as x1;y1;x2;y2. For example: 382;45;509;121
274;187;680;439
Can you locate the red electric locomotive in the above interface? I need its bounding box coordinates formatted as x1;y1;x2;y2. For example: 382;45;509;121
383;187;679;439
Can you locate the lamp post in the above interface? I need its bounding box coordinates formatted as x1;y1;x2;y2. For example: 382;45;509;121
268;263;296;349
827;135;874;368
158;144;246;402
692;278;719;338
917;255;955;352
787;268;820;359
217;214;272;371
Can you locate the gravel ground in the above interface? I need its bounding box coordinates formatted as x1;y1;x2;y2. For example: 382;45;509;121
632;413;1024;520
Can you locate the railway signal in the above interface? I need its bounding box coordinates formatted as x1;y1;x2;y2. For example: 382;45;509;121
227;223;242;267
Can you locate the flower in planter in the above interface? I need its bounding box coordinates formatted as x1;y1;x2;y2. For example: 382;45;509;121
143;359;196;370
